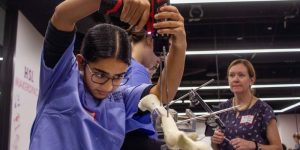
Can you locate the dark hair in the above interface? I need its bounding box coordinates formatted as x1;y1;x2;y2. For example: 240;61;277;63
80;23;131;65
128;29;147;44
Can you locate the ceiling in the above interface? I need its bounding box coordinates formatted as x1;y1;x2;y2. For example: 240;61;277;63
16;0;300;114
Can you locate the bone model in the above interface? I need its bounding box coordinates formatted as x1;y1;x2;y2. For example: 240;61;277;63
138;94;210;150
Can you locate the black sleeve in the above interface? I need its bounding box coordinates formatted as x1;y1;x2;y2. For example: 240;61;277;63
140;84;155;99
43;22;76;68
135;84;156;115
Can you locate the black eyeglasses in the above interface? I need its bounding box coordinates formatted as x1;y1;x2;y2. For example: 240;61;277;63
86;64;128;86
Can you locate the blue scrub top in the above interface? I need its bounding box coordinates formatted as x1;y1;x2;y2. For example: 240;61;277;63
124;59;152;85
30;33;151;150
123;59;158;139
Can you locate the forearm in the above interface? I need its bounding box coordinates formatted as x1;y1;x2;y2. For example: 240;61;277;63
51;0;101;31
149;5;187;103
258;144;283;150
151;40;186;103
265;119;282;150
162;45;186;102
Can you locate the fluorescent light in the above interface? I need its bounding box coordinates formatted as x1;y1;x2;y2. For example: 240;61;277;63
253;84;300;88
174;99;228;103
179;86;228;90
178;84;300;91
174;97;300;104
178;101;300;115
171;0;291;4
0;57;2;61
275;102;300;113
259;97;300;101
178;112;209;116
186;48;300;55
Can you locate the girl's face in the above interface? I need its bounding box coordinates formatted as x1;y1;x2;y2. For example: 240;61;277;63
84;57;128;100
228;63;254;95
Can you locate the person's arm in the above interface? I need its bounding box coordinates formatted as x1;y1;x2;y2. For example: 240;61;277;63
52;0;151;32
258;119;283;150
211;129;225;150
229;119;282;150
51;0;101;32
120;0;150;31
43;22;76;68
45;0;150;68
43;0;101;68
149;5;186;103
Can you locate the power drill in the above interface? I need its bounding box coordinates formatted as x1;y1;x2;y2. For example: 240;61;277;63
98;0;170;57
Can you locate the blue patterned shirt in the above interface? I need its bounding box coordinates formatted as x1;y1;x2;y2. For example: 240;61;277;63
217;99;276;150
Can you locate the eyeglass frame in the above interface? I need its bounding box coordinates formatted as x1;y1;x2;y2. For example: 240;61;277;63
85;62;129;86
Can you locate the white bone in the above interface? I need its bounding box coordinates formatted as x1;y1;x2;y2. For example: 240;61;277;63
138;94;161;112
138;94;210;150
186;132;199;141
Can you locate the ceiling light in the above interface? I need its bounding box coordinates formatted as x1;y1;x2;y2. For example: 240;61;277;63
274;102;300;113
174;99;227;103
174;97;300;104
267;26;273;30
178;84;300;90
178;101;300;115
0;57;3;61
186;48;300;55
258;97;300;101
178;112;209;116
236;37;244;40
171;0;290;4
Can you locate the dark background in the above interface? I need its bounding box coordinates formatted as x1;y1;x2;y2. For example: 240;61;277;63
15;0;300;114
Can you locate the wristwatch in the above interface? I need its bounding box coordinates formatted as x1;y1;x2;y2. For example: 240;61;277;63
258;143;262;150
255;141;262;150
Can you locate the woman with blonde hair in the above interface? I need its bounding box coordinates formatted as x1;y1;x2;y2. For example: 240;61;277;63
211;59;282;150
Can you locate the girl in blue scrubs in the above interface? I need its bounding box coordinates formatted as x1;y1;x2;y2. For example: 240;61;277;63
29;0;186;150
121;30;164;149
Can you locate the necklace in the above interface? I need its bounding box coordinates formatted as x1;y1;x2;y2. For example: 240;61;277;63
232;96;254;112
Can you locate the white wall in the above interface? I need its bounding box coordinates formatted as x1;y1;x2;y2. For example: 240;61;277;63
9;11;43;150
277;114;300;149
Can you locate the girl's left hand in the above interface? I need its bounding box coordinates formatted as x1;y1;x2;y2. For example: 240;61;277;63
153;5;186;52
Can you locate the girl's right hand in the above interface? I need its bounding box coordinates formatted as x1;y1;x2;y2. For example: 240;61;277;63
120;0;150;31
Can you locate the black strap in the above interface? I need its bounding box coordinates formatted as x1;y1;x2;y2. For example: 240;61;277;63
255;141;258;150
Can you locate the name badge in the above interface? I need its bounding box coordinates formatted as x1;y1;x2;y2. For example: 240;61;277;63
240;115;254;124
